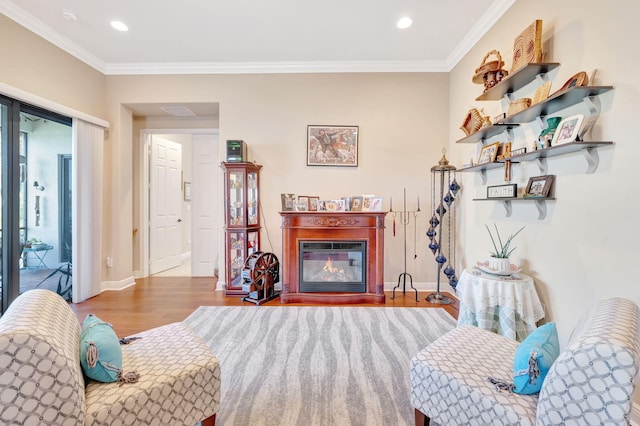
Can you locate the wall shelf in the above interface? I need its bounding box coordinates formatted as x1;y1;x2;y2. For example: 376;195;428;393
501;86;613;124
498;140;613;173
473;197;555;220
475;63;561;101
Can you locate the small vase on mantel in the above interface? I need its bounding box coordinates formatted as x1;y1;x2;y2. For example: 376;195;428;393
488;256;511;273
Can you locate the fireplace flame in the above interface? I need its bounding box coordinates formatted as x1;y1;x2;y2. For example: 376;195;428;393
322;257;345;280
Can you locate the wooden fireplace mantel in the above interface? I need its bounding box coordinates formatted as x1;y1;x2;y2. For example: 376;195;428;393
279;211;387;304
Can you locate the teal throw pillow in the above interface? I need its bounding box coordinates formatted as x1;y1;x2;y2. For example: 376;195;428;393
513;322;560;394
79;314;122;382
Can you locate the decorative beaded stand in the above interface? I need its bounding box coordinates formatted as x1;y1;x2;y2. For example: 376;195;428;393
426;152;460;305
391;188;420;302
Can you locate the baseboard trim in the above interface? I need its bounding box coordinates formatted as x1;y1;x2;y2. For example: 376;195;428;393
216;279;225;291
383;281;455;293
100;275;136;292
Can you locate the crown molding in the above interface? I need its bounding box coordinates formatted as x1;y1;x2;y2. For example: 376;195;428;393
102;60;450;75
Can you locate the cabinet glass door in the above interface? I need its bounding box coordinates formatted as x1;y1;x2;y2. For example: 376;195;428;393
247;171;258;226
228;230;245;286
228;170;244;226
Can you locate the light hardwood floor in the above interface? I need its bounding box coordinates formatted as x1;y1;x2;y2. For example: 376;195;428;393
69;276;459;337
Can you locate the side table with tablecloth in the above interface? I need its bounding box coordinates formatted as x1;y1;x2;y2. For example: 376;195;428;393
456;269;545;341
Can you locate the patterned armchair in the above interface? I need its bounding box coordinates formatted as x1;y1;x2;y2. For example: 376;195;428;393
410;297;640;425
0;289;221;425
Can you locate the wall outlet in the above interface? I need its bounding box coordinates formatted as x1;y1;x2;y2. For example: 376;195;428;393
106;256;113;268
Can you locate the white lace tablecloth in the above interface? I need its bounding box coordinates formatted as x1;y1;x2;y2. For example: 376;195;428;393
456;269;545;341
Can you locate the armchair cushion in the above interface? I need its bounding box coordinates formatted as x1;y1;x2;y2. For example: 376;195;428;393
513;322;559;394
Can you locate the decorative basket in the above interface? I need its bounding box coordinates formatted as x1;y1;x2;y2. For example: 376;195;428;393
460;108;490;136
472;50;508;85
507;98;532;117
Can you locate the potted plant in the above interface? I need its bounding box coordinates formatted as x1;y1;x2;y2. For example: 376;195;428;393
486;223;525;272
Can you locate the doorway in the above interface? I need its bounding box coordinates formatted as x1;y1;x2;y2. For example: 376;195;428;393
139;130;219;279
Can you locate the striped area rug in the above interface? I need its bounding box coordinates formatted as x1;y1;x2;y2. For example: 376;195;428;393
184;306;456;426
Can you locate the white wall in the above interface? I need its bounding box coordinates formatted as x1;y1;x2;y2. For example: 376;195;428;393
448;0;640;347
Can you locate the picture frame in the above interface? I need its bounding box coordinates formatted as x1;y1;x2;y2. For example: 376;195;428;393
183;181;191;201
523;175;555;198
323;200;345;212
308;196;320;211
496;142;512;160
551;114;584;146
361;195;374;211
341;196;352;211
370;197;383;212
307;125;358;167
296;196;310;211
350;196;363;211
487;183;517;199
511;147;527;156
281;193;296;211
478;141;500;165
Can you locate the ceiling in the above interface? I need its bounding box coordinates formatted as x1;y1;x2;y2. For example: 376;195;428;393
0;0;515;75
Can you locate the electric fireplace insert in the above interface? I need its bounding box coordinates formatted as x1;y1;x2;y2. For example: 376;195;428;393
299;241;366;293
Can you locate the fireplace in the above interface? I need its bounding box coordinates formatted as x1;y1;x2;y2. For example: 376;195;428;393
299;241;366;293
279;211;387;304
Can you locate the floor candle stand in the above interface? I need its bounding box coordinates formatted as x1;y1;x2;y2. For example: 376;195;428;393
391;188;420;302
426;152;460;305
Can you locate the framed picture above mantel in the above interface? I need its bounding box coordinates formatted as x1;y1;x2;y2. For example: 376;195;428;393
307;125;358;167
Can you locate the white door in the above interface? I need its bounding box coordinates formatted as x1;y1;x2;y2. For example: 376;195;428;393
150;136;182;274
191;134;219;276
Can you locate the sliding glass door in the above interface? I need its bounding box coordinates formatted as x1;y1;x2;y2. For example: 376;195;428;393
1;96;20;314
0;96;72;314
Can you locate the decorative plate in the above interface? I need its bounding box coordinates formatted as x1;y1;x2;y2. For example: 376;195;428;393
551;71;589;97
476;261;522;276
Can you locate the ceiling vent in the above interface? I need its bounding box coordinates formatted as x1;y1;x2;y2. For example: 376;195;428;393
160;106;197;117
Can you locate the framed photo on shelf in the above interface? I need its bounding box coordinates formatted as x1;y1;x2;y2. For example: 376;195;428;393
551;114;584;146
478;141;500;165
308;196;320;211
281;193;296;211
523;175;555;198
296;196;309;211
307;125;358;167
487;183;517;199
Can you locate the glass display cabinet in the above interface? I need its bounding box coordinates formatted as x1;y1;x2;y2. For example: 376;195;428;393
222;162;262;294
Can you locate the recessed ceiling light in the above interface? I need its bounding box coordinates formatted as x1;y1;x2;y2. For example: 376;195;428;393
397;17;413;29
110;21;129;32
61;9;77;21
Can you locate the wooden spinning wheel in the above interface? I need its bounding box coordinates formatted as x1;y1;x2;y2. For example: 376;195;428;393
241;252;280;305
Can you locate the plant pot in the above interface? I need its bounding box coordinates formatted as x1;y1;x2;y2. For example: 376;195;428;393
488;256;511;272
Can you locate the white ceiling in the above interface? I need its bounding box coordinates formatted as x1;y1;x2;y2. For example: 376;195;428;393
0;0;515;75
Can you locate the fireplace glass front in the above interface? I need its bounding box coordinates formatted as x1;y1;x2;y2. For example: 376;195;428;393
299;241;366;293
